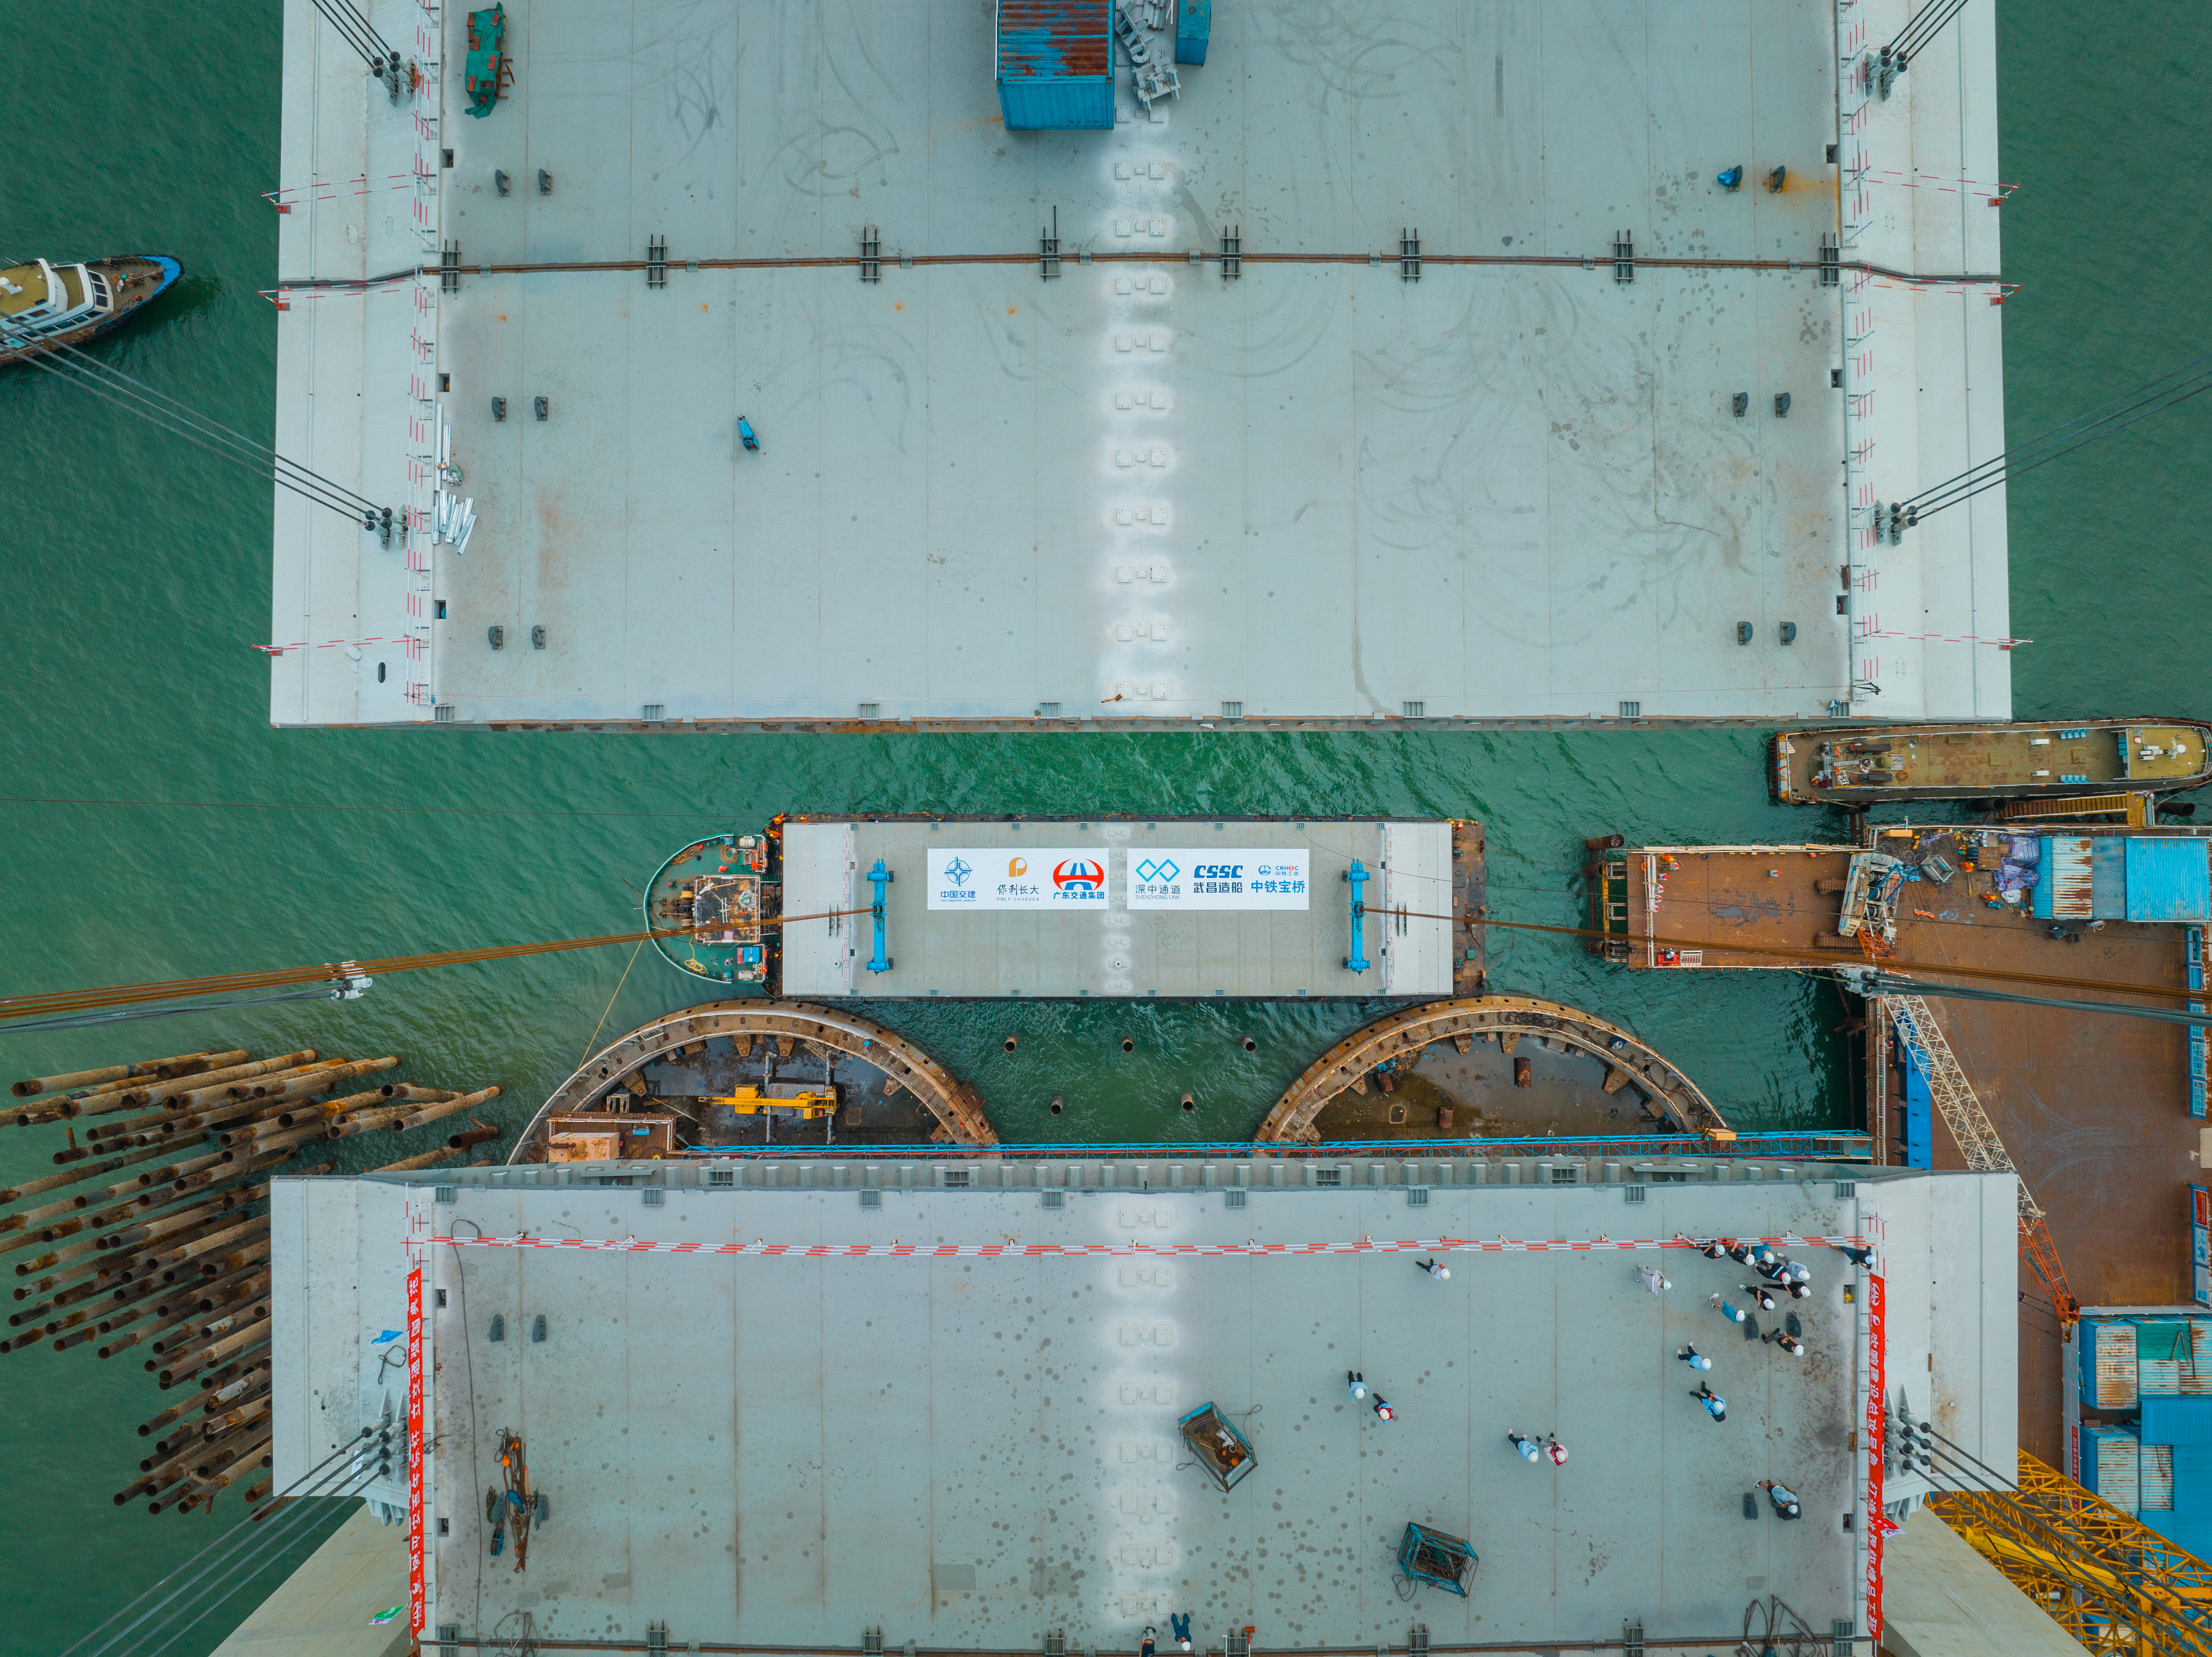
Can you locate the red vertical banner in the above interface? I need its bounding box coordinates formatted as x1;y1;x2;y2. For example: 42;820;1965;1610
1864;1271;1886;1642
407;1264;427;1638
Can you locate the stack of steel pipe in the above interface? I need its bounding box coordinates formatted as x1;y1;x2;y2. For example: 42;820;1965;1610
3;1045;501;1514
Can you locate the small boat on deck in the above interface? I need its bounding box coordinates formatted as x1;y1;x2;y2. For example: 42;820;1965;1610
0;256;182;365
1770;718;2212;804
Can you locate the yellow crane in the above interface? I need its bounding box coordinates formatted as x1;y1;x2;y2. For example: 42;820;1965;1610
1931;1451;2212;1657
707;1086;836;1121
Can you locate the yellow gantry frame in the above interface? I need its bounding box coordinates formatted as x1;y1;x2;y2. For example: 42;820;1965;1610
1930;1451;2212;1657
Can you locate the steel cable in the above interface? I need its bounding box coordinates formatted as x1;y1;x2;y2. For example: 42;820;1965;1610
130;1470;387;1657
308;0;387;68
59;1429;375;1657
0;908;877;1024
1897;354;2212;522
0;287;385;522
0;337;379;524
1890;0;1971;65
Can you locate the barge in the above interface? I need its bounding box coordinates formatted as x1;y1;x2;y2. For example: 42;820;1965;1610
1771;719;2212;804
1592;817;2212;1462
647;816;1485;1001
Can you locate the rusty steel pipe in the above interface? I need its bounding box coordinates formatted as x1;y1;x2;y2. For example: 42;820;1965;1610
270;1086;392;1130
12;1050;221;1098
236;1122;329;1159
168;1300;267;1352
131;1216;263;1279
384;1084;459;1103
90;1058;341;1133
174;1238;273;1287
98;1182;268;1252
157;1325;269;1386
199;1356;269;1399
391;1084;502;1134
0;1147;230;1230
1;1138;202;1204
237;1057;397;1104
180;1431;276;1504
106;1306;204;1359
448;1125;500;1150
194;1423;271;1479
178;1267;269;1318
370;1144;464;1174
158;1391;270;1456
59;1051;262;1118
116;1460;189;1506
67;1050;302;1117
325;1102;422;1138
201;1393;270;1439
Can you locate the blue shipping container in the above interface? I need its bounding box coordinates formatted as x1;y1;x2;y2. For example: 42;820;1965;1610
1176;0;1211;65
998;0;1114;131
2126;838;2212;923
2142;1395;2212;1446
1898;1040;1933;1168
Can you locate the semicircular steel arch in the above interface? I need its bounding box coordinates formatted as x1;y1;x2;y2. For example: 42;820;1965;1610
1255;993;1726;1144
511;999;996;1157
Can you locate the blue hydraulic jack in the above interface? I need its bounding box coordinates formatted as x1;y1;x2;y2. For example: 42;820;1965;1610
866;859;893;974
1343;859;1369;973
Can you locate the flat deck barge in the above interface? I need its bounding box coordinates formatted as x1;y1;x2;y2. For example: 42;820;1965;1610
270;0;2011;726
1597;818;2212;1459
1771;719;2212;804
794;816;1482;1000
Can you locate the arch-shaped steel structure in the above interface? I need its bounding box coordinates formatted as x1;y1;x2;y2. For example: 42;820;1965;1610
1254;993;1726;1144
510;1000;996;1158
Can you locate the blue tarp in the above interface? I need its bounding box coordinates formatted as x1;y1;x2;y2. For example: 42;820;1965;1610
2126;839;2212;923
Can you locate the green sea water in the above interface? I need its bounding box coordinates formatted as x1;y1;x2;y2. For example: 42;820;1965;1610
4;3;2208;1650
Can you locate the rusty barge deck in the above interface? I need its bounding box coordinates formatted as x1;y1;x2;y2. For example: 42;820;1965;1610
1596;819;2212;1459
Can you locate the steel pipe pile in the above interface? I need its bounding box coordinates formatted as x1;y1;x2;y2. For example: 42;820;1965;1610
3;1043;499;1514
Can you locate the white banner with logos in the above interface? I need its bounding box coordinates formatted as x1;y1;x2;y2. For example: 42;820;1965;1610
1127;849;1311;910
926;849;1111;910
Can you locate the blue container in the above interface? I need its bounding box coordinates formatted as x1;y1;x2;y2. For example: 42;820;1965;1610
997;0;1114;130
1176;0;1211;65
2127;838;2212;922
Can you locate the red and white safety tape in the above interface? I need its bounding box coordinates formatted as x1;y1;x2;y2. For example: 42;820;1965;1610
424;1232;1866;1262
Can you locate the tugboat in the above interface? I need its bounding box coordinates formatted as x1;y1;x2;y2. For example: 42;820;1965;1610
0;256;182;365
1770;718;2212;804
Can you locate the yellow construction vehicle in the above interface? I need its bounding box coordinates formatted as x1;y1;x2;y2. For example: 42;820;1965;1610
709;1086;836;1121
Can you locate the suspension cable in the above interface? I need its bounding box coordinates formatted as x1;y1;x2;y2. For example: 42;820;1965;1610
131;1466;387;1657
1894;353;2212;525
0;285;388;527
0;300;388;515
59;1430;376;1657
309;0;392;68
1887;0;1970;66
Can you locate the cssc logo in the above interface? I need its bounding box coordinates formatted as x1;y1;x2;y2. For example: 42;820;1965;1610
1134;858;1180;884
1192;864;1243;879
1052;859;1106;893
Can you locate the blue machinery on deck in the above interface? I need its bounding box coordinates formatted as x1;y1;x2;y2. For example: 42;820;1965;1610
866;860;892;975
1344;859;1369;973
1397;1522;1477;1595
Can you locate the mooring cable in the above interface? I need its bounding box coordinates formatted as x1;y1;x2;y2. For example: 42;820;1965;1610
59;1429;376;1657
